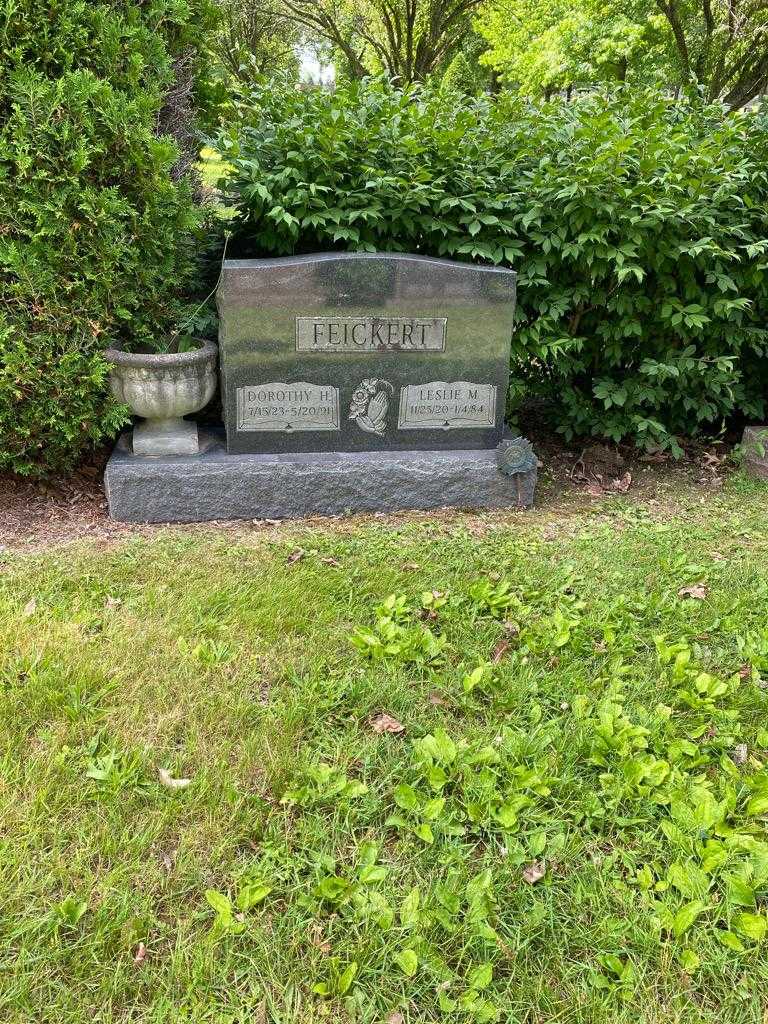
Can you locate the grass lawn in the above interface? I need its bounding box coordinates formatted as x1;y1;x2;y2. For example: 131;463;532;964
2;475;768;1023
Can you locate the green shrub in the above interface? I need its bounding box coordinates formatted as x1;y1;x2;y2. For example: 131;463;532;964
218;80;768;452
0;1;214;475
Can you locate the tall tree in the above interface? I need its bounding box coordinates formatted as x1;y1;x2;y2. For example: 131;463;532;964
479;0;768;106
654;0;768;106
279;0;485;82
477;0;670;96
211;0;300;87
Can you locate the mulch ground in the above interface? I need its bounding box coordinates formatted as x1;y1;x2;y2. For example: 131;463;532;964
0;429;732;553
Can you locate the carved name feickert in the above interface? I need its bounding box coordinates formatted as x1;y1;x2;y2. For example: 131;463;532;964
296;316;446;352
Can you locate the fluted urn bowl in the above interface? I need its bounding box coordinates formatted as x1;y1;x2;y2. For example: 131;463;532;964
105;339;218;455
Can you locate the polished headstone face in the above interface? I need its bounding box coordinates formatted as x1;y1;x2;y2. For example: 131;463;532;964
217;253;516;455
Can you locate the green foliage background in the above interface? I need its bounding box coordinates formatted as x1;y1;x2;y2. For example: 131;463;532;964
219;80;768;453
0;0;214;475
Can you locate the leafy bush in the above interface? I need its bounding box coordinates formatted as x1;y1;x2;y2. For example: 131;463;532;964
0;1;214;475
218;80;768;452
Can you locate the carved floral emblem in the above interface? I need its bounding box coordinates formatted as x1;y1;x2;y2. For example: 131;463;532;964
348;378;394;437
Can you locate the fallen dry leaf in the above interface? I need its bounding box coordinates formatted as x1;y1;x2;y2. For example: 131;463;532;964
522;861;546;885
428;690;448;706
158;768;191;790
639;450;670;463
320;557;341;567
702;449;726;469
611;471;632;493
23;597;37;617
678;582;708;600
286;548;305;565
492;640;510;664
369;712;405;735
739;663;752;680
731;744;748;766
309;923;331;954
133;942;147;965
158;848;177;873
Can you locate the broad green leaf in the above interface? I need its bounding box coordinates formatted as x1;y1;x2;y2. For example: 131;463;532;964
746;794;768;817
725;875;755;908
317;876;350;901
467;963;493;990
716;930;746;952
205;890;232;916
414;823;434;844
733;912;767;942
673;900;707;938
400;887;421;928
420;728;457;764
359;864;388;884
394;783;419;811
337;961;358;995
422;796;446;820
679;948;700;972
528;831;547;857
394;948;418;977
236;882;272;911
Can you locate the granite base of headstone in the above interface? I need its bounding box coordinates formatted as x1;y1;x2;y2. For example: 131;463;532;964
105;253;539;523
104;428;537;523
742;426;768;480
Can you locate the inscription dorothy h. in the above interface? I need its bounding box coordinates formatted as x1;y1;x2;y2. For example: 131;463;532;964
296;316;446;352
237;382;340;432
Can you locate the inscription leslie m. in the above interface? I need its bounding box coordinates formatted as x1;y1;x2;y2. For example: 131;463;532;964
398;382;496;430
296;316;446;352
236;382;340;432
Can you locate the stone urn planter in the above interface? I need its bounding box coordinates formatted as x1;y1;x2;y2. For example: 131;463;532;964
105;339;218;455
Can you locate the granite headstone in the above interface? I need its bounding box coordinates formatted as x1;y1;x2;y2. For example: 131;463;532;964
105;253;539;522
217;253;515;455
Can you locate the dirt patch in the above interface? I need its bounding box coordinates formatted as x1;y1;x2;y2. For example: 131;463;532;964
0;430;735;553
0;451;129;552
